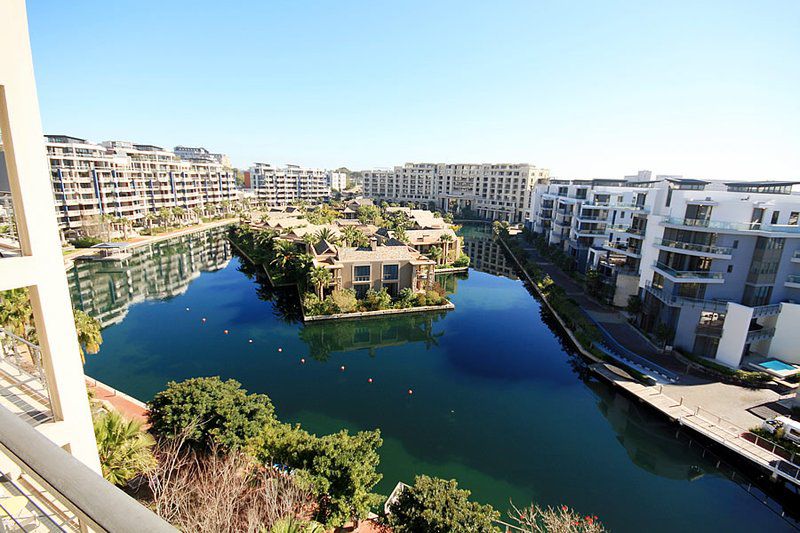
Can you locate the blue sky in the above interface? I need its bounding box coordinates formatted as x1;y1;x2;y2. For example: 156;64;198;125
26;1;799;179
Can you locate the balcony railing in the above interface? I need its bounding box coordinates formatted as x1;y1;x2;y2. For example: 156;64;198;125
654;238;733;256
0;406;176;533
786;274;800;286
792;250;800;263
653;262;725;280
0;328;53;426
611;203;649;212
607;224;646;236
662;216;800;234
746;327;776;344
644;282;730;312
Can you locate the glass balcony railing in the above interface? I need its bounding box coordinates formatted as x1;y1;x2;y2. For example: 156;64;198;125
653;262;725;280
654;238;733;256
612;203;649;212
786;275;800;285
644;282;730;312
792;250;800;261
607;224;646;236
662;216;800;234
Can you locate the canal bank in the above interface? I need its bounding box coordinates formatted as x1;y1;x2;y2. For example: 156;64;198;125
497;234;800;492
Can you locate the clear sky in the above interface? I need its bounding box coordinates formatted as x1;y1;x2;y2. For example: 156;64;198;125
26;1;800;180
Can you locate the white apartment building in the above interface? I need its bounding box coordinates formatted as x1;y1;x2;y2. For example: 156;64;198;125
361;162;550;222
249;162;331;206
328;170;347;192
48;136;237;239
528;173;800;371
174;145;231;167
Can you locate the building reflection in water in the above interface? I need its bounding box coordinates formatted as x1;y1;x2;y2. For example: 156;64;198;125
68;227;232;327
460;225;518;280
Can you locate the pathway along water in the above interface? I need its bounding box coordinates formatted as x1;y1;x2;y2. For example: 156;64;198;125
72;225;799;532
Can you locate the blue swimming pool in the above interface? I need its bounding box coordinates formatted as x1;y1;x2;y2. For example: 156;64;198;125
758;360;797;372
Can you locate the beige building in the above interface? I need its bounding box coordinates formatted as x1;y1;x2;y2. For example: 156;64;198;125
48;135;236;240
249;162;331;206
361;162;550;222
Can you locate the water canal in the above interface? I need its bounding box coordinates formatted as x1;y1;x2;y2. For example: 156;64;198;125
71;225;798;532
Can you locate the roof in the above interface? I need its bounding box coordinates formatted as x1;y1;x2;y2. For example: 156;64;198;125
723;181;800;187
337;245;430;263
404;227;457;244
666;177;709;185
91;242;131;249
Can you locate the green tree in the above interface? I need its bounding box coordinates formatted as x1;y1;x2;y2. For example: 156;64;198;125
428;245;443;265
439;233;454;262
309;266;333;300
314;227;338;244
254;424;383;527
654;322;672;349
148;377;275;450
387;475;499;533
626;295;643;315
393;227;409;244
272;240;297;269
93;410;156;486
356;205;381;225
0;288;34;338
271;517;325;533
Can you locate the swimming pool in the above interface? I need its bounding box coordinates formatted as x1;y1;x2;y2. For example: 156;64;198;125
758;359;798;373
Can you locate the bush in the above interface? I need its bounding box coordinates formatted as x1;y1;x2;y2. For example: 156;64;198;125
94;410;156;486
72;236;103;248
387;475;499;533
394;288;417;309
453;253;470;268
330;289;358;313
148;377;275;450
254;424;383;527
363;288;392;311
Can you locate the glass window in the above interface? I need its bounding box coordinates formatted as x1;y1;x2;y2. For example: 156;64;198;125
790;212;799;225
382;264;398;280
354;265;370;282
771;211;780;224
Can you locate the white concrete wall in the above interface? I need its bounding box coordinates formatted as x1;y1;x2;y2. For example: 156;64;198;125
716;303;754;367
768;303;800;364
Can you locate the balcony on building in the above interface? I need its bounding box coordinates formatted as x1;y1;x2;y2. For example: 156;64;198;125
791;250;800;264
606;223;646;239
652;261;726;284
661;216;800;235
602;240;642;258
786;274;800;289
653;238;733;259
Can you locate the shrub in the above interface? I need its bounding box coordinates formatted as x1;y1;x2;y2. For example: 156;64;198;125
453;253;470;268
72;236;103;248
148;377;275;450
254;424;383;527
363;288;392;311
386;475;498;533
93;410;156;486
424;290;445;306
330;289;358;313
394;288;417;309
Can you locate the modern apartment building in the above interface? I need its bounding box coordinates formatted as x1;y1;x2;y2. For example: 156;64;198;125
361;162;550;222
173;145;231;167
47;136;236;239
0;3;174;529
528;173;800;370
249;162;331;206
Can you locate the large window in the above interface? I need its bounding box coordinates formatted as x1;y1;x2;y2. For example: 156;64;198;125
382;264;399;280
353;265;370;283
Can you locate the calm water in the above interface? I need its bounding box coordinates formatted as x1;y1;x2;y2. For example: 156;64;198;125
73;226;797;532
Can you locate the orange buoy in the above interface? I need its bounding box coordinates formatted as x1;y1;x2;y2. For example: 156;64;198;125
224;330;229;334
368;378;373;383
201;318;207;323
300;358;306;364
278;347;283;352
408;389;414;395
340;365;346;372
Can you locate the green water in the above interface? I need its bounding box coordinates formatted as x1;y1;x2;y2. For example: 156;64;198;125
73;226;798;532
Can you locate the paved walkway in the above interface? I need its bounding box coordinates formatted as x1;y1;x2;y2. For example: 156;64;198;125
517;242;690;374
86;377;149;427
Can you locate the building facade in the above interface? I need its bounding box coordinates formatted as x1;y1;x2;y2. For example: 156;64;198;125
249;163;331;206
528;174;800;369
47;136;236;239
361;162;550;222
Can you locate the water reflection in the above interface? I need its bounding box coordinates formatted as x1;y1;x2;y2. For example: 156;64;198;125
460;225;518;280
68;226;232;326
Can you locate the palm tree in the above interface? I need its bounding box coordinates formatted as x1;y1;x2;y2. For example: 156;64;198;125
0;288;34;339
393;227;409;244
271;240;296;269
439;233;454;262
341;227;366;247
314;227;337;244
309;266;333;299
93;411;156;486
271;517;325;533
428;245;443;265
74;309;103;363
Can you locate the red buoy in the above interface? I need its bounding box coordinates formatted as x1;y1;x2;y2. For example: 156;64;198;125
368;378;374;383
248;339;253;344
278;347;283;352
223;329;229;334
340;365;346;372
300;358;306;364
408;389;414;395
201;318;207;323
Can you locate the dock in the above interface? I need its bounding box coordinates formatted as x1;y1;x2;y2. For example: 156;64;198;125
591;363;800;487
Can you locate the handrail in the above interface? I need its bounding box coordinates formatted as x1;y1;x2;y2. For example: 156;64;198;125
662;216;800;234
653;262;725;279
654;238;733;256
0;407;177;532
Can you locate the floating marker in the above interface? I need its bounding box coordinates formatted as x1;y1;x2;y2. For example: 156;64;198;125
278;347;283;352
224;330;229;335
340;365;346;372
368;378;373;383
248;339;253;344
185;307;190;311
201;318;207;323
300;358;306;364
408;389;414;395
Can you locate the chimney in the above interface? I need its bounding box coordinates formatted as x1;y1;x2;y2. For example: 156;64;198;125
369;237;378;251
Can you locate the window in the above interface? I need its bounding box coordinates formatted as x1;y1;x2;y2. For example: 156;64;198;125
727;265;733;273
771;211;780;224
382;264;399;280
383;282;398;297
790;212;799;226
732;240;738;249
353;265;370;283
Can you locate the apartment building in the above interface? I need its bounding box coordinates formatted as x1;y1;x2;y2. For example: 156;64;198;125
528;173;800;370
249;162;331;206
48;136;236;239
0;3;174;529
328;170;347;191
361;162;550;222
173;145;231;167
